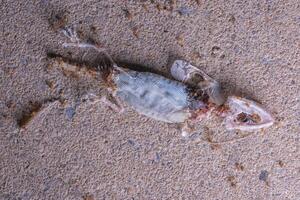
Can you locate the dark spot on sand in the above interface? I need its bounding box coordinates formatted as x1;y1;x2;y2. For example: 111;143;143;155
212;46;220;51
291;80;295;84
156;3;163;11
131;26;139;38
140;90;148;98
227;176;237;187
228;14;236;23
83;194;94;200
176;34;184;47
86;37;97;45
231;34;236;40
128;139;135;146
122;9;133;20
235;162;244;171
90;25;97;32
278;160;284;167
155;152;161;162
142;4;149;12
259;170;268;182
45;80;55;90
17;102;42;128
48;10;68;31
195;0;201;5
211;46;221;57
6;100;15;109
177;7;194;16
46;51;62;59
210;143;221;150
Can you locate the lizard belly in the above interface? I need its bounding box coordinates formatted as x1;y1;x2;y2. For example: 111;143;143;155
113;70;191;123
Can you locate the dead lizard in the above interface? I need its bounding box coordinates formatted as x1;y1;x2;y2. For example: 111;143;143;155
49;27;274;137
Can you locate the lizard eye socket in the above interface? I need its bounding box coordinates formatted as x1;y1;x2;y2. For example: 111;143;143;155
225;96;274;131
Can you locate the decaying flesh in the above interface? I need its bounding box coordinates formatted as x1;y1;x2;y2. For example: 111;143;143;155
52;27;274;137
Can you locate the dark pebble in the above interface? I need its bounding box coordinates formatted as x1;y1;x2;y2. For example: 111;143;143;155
155;152;160;161
65;107;76;119
259;170;268;181
177;7;194;15
291;80;295;84
128;139;135;146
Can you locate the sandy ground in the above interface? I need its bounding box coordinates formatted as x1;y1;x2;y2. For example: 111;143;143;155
1;0;300;199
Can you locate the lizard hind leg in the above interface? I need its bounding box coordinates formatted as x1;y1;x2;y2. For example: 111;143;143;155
100;95;125;113
87;93;124;114
171;60;225;106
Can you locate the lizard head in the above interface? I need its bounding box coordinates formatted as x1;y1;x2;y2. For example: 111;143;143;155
223;96;274;131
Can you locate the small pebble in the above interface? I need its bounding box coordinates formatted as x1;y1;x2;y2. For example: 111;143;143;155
20;56;29;66
177;7;194;15
155;152;160;161
65;107;76;119
128;139;135;146
259;170;268;181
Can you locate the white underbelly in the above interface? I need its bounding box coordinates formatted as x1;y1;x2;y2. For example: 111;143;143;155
113;70;191;123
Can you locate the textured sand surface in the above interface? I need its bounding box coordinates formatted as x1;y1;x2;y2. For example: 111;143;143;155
1;0;300;199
